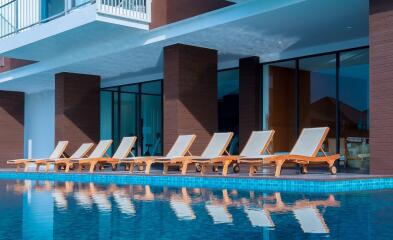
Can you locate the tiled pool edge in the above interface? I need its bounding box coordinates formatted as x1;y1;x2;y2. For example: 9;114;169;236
1;172;393;193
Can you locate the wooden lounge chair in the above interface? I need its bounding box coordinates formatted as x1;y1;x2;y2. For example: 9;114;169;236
239;127;340;177
77;137;137;172
55;140;113;172
120;135;196;175
7;141;69;172
187;132;234;176
35;143;94;172
51;143;94;172
193;131;274;176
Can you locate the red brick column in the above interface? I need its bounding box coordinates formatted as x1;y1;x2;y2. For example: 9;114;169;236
163;44;218;155
55;73;100;155
239;56;261;148
370;0;393;174
0;91;24;168
150;0;233;29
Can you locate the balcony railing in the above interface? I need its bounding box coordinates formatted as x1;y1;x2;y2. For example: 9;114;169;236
0;0;151;39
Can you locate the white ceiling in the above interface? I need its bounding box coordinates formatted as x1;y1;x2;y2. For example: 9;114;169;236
0;0;369;93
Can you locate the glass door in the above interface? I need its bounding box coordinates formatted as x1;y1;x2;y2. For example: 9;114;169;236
100;80;163;156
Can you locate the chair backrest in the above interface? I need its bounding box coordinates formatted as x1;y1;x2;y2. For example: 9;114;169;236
166;135;196;158
201;132;234;158
89;140;113;158
70;143;94;158
49;141;69;159
113;137;137;159
290;127;329;157
240;130;275;156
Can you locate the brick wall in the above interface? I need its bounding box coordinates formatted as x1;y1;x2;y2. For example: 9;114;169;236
0;91;24;168
239;57;261;148
0;58;34;73
150;0;233;29
55;73;100;155
370;0;393;174
163;44;218;155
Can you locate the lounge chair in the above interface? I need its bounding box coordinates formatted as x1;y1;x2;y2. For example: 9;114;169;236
186;132;234;176
193;131;274;176
36;143;94;172
50;143;94;172
7;141;69;172
77;137;137;172
54;140;113;172
121;135;196;175
239;127;340;177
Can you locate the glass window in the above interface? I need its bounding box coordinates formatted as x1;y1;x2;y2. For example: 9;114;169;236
100;81;163;157
339;49;369;171
262;61;297;153
141;81;161;95
120;85;139;93
44;0;65;19
119;92;137;154
299;54;337;152
218;69;239;154
100;91;113;155
141;95;162;156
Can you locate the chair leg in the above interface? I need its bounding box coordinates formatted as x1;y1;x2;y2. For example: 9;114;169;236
24;163;30;172
181;162;189;175
163;163;169;175
65;163;72;173
274;160;285;177
222;160;231;176
35;163;40;172
145;160;153;174
200;163;208;176
129;163;135;173
248;164;256;176
89;163;96;173
45;163;50;172
16;164;20;172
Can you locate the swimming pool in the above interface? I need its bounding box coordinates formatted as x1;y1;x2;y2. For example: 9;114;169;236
0;176;392;240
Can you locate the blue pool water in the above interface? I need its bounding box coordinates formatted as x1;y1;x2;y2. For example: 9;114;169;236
0;179;392;240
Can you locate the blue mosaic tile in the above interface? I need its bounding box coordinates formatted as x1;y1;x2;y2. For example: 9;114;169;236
0;171;393;193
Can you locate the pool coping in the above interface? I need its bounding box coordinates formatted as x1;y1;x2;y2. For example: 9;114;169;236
0;171;393;193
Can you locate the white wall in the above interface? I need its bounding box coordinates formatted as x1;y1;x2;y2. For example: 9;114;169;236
24;90;55;159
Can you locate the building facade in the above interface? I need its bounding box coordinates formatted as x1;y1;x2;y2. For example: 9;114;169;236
0;0;388;174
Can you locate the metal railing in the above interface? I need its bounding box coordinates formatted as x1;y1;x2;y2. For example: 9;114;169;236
0;0;41;39
0;0;151;39
97;0;151;22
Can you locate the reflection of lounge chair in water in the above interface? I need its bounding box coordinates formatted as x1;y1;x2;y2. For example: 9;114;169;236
132;185;155;201
293;207;329;234
170;187;196;220
245;207;275;228
89;183;112;212
205;189;233;224
52;182;74;209
263;193;339;234
113;190;136;216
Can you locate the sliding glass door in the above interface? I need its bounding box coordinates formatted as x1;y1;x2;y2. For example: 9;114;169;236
100;80;163;156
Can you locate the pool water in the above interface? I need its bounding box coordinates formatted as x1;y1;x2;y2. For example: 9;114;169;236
0;180;392;240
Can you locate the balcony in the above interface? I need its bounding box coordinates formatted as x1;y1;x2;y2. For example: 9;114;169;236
0;0;151;39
